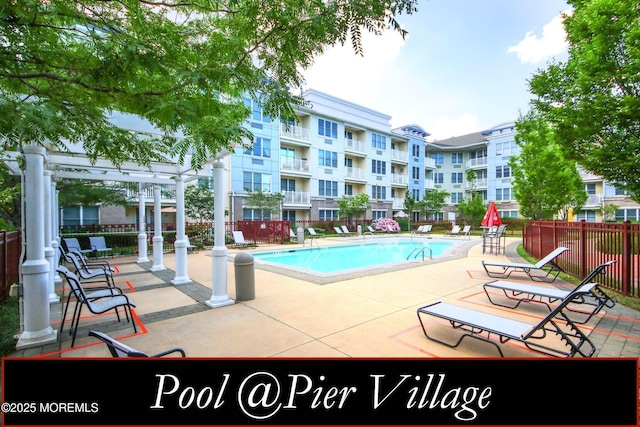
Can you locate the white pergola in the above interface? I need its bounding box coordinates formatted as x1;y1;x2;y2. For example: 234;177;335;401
2;112;237;349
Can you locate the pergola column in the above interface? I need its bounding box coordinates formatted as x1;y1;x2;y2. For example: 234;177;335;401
171;176;191;285
137;183;149;263
17;145;57;349
206;160;234;309
150;181;165;271
52;180;61;284
43;170;58;303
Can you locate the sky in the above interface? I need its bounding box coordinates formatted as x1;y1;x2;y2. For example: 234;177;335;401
301;0;571;141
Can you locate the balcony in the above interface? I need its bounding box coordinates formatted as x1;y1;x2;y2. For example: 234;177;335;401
466;157;488;168
392;198;405;209
391;173;408;186
391;149;408;163
424;157;436;169
280;157;311;175
282;191;311;207
126;184;176;201
584;193;603;206
344;167;367;181
279;123;311;144
344;138;366;154
424;178;435;189
466;178;488;189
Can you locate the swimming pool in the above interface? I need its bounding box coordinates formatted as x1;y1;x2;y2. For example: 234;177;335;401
252;238;458;275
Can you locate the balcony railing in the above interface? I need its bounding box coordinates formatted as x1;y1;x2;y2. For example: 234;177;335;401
467;157;488;168
280;123;311;141
585;194;603;206
424;157;436;169
280;158;310;174
282;191;311;206
345;167;367;180
126;184;176;200
391;149;408;162
344;138;366;153
424;178;435;189
391;174;408;185
466;178;488;189
392;198;405;209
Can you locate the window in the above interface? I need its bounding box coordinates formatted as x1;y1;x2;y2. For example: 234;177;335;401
318;119;338;139
412;167;420;180
496;165;511;179
431;153;444;164
412;189;421;201
319;180;338;197
243;172;272;192
434;173;444;184
344;184;353;196
318;150;338;168
576;210;597;222
282;210;296;221
372;185;386;200
372;210;387;220
412;144;421;158
495;140;517;156
372;160;386;175
499;210;518;218
345;130;354;140
451;172;463;184
585;183;597;195
496;188;511;201
243;97;271;123
615;208;639;221
281;147;295;160
450;192;463;204
281;179;296;192
451;153;463;164
372;133;386;149
62;206;99;226
319;209;338;221
244;137;271;157
243;208;271;220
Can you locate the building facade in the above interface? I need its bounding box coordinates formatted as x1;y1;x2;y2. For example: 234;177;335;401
61;90;640;227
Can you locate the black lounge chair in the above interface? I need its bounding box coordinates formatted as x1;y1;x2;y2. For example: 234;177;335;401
57;266;137;348
89;330;185;358
483;260;617;324
416;282;600;358
481;246;569;282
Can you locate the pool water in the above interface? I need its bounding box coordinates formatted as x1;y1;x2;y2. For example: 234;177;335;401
252;239;456;274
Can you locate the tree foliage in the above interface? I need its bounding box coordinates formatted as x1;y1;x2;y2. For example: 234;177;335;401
337;194;369;220
0;164;20;228
528;0;640;201
184;181;215;222
0;0;417;170
456;192;486;227
418;189;449;220
244;190;284;220
511;110;587;220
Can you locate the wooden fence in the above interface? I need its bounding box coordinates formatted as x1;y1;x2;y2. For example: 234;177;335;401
0;230;21;302
523;220;640;298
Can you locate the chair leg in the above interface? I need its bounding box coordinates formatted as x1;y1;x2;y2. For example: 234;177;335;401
70;305;83;348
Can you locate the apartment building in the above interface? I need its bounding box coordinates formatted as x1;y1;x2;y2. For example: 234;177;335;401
60;90;639;227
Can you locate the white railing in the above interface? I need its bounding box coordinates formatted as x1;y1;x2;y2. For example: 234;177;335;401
466;178;488;189
344;138;366;153
467;157;488;168
424;157;436;169
282;191;311;205
585;194;603;206
345;167;367;180
280;158;310;173
424;178;435;189
280;123;311;141
126;184;176;200
391;149;408;162
391;174;408;185
392;198;405;209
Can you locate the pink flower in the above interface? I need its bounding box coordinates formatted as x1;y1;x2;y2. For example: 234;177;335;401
372;218;400;231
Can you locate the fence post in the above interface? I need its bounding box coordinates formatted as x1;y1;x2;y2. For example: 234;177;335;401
579;220;587;279
622;221;631;296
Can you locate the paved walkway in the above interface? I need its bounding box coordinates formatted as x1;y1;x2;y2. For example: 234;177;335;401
10;235;640;359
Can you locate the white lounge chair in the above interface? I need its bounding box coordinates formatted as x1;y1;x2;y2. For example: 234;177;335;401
184;235;198;253
483;260;617;324
340;225;354;235
232;230;250;248
482;246;569;282
461;225;471;239
333;226;345;235
417;281;600;357
289;228;297;241
307;228;322;238
445;225;461;236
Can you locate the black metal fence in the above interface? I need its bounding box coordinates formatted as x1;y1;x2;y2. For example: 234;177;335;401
523;220;640;298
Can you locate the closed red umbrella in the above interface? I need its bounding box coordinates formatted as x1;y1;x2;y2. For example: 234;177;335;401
481;201;502;227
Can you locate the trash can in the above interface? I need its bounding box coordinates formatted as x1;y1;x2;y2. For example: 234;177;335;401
234;251;255;301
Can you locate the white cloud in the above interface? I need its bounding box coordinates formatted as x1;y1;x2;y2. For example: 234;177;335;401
301;29;406;97
507;11;570;64
427;113;481;141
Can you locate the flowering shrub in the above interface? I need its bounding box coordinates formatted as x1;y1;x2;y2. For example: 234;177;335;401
372;217;401;231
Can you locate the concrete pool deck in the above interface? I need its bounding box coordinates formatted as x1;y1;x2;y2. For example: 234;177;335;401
9;234;640;359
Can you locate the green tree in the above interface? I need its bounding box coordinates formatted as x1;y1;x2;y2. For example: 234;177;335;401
511;110;587;220
0;164;20;229
244;190;284;220
56;179;132;209
0;0;417;170
527;0;640;201
419;189;449;220
337;194;369;221
184;181;215;223
456;193;486;228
